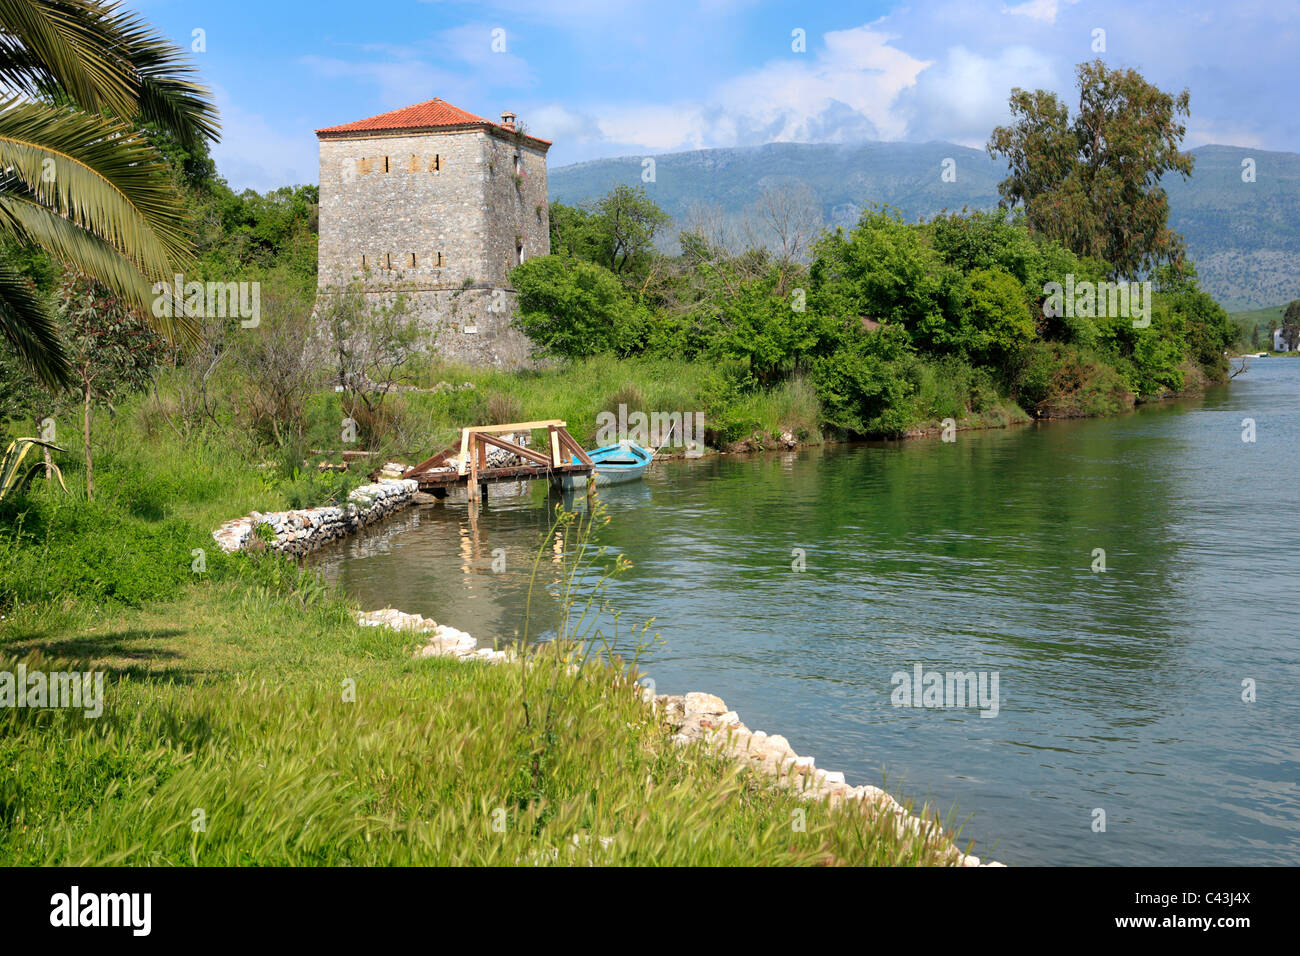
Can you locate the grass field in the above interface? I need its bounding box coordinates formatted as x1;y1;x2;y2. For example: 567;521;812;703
0;405;970;866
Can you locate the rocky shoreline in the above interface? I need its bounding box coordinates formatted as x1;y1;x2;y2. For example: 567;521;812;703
357;607;1002;867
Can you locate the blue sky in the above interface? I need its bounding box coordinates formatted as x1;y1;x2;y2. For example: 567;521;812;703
131;0;1299;192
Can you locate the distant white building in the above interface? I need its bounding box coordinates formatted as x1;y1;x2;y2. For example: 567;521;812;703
1273;328;1295;351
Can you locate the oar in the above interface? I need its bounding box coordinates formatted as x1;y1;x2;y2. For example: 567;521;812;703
650;419;678;460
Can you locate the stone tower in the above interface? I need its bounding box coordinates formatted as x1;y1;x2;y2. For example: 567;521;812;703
315;98;551;366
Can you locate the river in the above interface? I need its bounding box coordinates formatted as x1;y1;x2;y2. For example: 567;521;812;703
313;357;1300;866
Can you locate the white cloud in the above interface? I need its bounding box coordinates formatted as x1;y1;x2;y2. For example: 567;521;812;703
209;89;317;192
904;44;1059;147
542;24;932;158
712;25;932;143
1000;0;1077;24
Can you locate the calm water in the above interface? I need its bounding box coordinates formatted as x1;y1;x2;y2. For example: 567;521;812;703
314;359;1300;866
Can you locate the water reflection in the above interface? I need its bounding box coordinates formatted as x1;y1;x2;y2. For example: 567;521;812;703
313;362;1300;866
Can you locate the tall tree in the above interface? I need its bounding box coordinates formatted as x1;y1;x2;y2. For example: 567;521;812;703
594;184;670;277
987;59;1192;279
56;272;164;498
0;0;220;388
1282;300;1300;351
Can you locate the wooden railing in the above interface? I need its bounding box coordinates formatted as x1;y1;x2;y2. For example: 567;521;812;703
403;420;594;501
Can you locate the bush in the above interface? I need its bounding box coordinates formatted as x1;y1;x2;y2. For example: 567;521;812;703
811;328;918;437
961;267;1036;362
510;255;640;358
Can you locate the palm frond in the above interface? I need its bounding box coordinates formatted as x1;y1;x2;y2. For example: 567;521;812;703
0;193;197;345
0;260;69;388
0;0;219;146
0;96;192;277
0;0;135;119
39;0;220;145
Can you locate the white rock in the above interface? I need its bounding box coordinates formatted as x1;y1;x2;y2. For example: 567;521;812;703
684;692;727;717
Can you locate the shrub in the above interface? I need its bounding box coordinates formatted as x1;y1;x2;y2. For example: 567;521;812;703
811;327;918;437
510;255;639;358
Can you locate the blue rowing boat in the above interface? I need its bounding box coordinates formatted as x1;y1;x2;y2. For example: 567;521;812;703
560;440;653;489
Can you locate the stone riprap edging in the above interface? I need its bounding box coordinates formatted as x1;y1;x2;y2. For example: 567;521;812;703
358;607;1000;867
212;479;418;556
358;607;514;664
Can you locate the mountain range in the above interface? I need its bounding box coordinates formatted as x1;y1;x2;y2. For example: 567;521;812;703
549;142;1299;312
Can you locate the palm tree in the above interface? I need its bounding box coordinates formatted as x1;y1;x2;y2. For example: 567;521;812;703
0;0;219;388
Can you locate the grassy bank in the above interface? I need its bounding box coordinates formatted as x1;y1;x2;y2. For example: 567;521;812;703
1;584;962;865
0;414;970;866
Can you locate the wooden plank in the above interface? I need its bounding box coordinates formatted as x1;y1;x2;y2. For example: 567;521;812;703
549;426;562;468
457;428;471;476
462;420;565;434
468;442;479;500
556;427;594;467
413;461;593;489
478;433;552;467
404;448;453;477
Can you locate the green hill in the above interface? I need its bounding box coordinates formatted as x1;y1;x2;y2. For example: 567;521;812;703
550;142;1300;311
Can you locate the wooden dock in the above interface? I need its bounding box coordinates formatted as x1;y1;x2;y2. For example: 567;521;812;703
402;420;594;501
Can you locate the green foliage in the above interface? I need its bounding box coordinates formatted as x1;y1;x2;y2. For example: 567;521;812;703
809;208;955;348
193;184;320;286
511;255;641;358
548;185;671;283
0;495;230;609
811;326;919;436
57;275;166;407
707;268;825;386
960;266;1036;361
1280;300;1300;351
988;59;1193;279
517;185;1236;440
277;466;365;512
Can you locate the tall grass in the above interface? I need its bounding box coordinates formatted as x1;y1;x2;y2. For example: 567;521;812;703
0;523;965;866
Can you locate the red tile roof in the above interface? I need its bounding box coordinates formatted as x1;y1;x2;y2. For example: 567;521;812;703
316;98;551;145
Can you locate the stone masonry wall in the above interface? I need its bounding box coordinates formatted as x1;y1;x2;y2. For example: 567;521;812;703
317;125;550;368
211;479;418;557
318;130;490;289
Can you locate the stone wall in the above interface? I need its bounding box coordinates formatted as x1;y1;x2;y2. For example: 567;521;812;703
480;132;550;282
212;479;418;557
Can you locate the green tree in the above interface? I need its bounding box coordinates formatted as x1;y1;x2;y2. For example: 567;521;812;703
594;185;671;277
961;266;1036;362
510;255;639;358
1282;300;1300;351
708;268;823;386
988;59;1192;279
56;273;165;497
0;0;219;388
810;326;917;437
809;208;957;351
548;201;606;265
